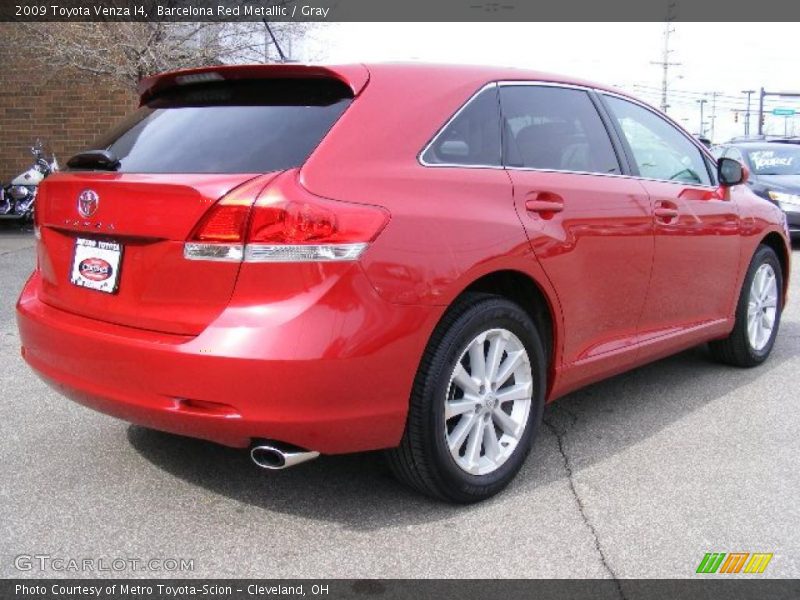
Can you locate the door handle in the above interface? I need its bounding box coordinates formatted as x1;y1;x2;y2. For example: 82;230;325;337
654;200;679;223
654;207;679;219
525;192;564;214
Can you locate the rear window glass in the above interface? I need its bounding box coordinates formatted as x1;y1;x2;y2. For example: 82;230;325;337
87;79;353;174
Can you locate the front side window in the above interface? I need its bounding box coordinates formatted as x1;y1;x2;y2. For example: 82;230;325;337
421;86;502;167
603;95;711;185
498;86;621;175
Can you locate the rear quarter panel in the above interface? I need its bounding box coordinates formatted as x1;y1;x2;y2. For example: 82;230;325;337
300;64;560;308
299;66;566;391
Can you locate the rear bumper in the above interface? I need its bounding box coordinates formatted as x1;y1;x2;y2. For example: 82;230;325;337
17;268;436;453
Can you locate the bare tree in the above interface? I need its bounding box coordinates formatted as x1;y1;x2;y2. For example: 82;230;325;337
17;20;311;89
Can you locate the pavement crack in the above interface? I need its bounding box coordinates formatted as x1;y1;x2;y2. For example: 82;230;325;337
544;408;626;600
0;245;34;257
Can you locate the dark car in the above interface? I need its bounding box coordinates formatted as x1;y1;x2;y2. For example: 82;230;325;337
727;135;800;145
714;142;800;238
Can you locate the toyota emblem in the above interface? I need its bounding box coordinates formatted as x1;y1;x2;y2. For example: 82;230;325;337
77;189;99;218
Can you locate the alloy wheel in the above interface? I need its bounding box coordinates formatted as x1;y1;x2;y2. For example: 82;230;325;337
747;263;779;351
444;328;533;476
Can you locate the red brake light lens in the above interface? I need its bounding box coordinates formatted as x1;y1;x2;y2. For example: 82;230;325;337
187;176;271;243
190;202;251;243
186;170;389;263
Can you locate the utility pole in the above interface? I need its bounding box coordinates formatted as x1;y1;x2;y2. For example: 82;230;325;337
709;92;720;142
696;98;707;136
650;3;680;114
758;87;765;135
741;89;755;136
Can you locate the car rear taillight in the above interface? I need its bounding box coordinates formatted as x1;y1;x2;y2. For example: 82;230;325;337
184;175;270;262
244;173;389;262
184;171;389;263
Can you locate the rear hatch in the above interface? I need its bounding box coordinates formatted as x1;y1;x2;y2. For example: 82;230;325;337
36;77;354;335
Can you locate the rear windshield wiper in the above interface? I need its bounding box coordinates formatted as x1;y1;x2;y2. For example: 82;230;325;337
67;149;121;171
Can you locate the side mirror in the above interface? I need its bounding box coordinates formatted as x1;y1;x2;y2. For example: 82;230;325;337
718;157;748;186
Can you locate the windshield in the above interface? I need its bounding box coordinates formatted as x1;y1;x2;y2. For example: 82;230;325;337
745;147;800;176
87;79;353;174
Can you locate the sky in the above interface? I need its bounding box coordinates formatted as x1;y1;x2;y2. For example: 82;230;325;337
290;23;800;143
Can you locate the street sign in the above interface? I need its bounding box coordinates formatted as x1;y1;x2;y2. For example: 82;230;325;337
772;108;796;116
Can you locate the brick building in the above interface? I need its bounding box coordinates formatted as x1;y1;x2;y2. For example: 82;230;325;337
0;24;138;180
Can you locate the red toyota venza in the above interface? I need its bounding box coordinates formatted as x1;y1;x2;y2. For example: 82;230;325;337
16;64;791;502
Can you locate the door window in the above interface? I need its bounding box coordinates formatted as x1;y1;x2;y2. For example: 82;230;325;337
498;86;621;175
603;95;712;185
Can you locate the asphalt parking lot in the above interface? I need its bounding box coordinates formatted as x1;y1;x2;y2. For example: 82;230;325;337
1;226;798;579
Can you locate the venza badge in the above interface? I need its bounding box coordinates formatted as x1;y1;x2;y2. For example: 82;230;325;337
77;189;99;218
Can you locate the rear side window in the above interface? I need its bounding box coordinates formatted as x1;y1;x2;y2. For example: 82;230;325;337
90;79;353;174
499;86;621;175
421;86;502;167
603;95;712;185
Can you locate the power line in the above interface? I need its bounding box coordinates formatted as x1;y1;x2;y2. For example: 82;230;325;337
630;86;800;111
262;19;287;62
632;85;740;101
631;85;745;104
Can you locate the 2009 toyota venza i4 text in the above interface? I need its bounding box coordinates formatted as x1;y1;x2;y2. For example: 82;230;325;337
16;64;791;502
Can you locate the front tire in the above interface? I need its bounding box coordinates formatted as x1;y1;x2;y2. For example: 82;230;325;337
709;245;783;367
386;293;546;503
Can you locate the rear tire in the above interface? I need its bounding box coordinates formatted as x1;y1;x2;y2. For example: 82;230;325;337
386;293;546;503
709;245;783;367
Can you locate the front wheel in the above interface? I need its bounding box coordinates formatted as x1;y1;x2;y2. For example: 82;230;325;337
709;244;784;367
386;293;546;503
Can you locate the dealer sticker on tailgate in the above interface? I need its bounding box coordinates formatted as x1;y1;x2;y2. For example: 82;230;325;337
70;238;123;294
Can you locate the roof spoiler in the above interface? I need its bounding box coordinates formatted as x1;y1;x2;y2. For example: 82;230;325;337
137;64;370;105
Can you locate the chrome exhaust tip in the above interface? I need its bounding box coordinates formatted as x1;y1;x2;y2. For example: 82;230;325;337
250;443;320;470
